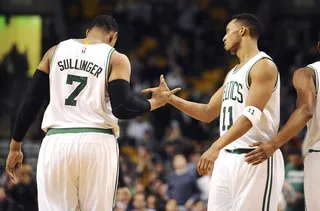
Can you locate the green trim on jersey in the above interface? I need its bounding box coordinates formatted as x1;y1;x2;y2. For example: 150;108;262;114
50;43;61;70
307;65;319;94
232;64;241;74
105;48;115;86
46;127;113;136
233;51;262;74
262;156;273;211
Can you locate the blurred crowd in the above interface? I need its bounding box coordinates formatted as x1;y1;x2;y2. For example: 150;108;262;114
1;0;320;211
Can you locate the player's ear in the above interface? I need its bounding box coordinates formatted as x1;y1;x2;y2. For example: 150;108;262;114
112;32;118;41
86;29;90;37
317;41;320;52
109;32;118;46
239;26;246;36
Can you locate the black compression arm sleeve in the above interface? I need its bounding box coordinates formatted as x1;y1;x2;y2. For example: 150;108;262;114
12;69;49;142
108;79;151;119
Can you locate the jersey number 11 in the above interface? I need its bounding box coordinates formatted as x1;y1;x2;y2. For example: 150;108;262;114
222;106;233;131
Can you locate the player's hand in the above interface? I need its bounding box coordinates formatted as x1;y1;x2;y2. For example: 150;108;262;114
244;141;278;165
6;148;23;183
197;145;219;176
141;75;180;110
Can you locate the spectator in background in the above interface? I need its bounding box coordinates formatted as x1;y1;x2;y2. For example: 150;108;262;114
196;174;211;203
131;193;155;211
167;154;200;210
2;44;29;129
127;115;153;147
134;145;153;186
0;61;7;118
165;199;178;211
7;163;38;211
285;148;304;211
0;186;13;211
134;180;146;195
191;200;206;211
165;63;186;90
146;194;158;210
115;188;132;211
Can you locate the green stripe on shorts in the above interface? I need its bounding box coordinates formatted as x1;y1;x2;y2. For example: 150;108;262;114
266;156;273;211
262;157;272;211
46;127;113;136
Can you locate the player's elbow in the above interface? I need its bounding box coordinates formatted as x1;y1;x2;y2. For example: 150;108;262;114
202;111;214;123
203;116;213;123
301;110;313;121
300;105;314;120
111;106;131;119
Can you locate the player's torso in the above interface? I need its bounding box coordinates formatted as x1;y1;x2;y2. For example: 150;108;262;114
305;61;320;149
41;39;118;133
220;51;280;149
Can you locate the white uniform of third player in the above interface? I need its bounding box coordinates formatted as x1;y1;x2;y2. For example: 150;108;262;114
208;52;285;211
38;39;119;211
303;61;320;210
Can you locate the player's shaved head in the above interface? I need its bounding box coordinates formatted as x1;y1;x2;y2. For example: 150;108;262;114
231;13;262;39
90;15;119;33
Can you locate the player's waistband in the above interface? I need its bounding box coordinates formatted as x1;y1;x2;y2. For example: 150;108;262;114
225;148;255;154
46;127;114;136
308;149;320;153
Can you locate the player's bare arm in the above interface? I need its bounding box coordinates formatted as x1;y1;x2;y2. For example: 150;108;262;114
6;46;56;182
107;51;180;119
168;86;224;123
164;71;234;123
245;67;316;165
197;59;278;175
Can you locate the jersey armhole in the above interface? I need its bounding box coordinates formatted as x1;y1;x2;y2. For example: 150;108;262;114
105;48;115;88
307;65;319;95
245;57;278;92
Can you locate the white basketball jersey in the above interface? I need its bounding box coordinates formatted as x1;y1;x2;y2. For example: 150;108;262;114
304;61;320;149
41;39;120;137
220;51;280;149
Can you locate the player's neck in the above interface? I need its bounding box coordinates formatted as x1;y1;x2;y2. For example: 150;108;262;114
83;35;104;43
236;41;259;65
85;31;110;44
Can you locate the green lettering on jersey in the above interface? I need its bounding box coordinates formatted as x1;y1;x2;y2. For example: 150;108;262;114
222;81;243;103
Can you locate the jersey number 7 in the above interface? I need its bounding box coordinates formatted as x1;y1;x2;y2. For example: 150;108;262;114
65;74;88;106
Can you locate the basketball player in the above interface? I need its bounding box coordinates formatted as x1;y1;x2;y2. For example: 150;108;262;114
245;33;320;210
5;15;180;211
144;13;284;211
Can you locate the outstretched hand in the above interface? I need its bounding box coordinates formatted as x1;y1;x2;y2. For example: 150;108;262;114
141;75;180;110
244;141;278;165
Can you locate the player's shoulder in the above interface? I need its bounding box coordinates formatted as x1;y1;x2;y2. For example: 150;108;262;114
293;65;315;79
252;56;277;77
111;51;129;62
110;50;130;68
45;45;58;60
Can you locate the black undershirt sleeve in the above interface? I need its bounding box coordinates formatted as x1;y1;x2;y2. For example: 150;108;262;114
12;69;49;142
108;79;151;119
